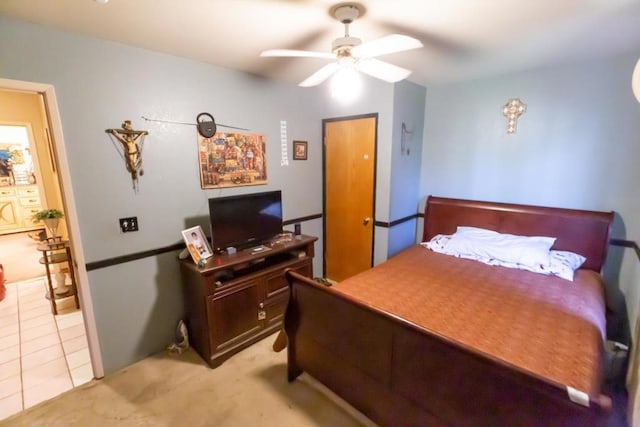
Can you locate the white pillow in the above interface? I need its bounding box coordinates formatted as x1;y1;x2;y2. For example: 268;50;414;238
422;234;452;253
422;232;585;282
548;250;586;281
445;226;555;269
488;251;586;281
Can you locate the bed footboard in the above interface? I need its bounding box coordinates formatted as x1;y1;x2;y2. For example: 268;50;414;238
285;271;611;427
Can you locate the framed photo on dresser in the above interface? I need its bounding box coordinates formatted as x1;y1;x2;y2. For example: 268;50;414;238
181;226;213;263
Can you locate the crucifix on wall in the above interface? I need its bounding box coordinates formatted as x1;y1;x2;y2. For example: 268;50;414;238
106;120;148;190
502;98;526;134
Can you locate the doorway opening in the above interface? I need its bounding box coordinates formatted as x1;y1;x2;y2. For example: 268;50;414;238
0;80;101;420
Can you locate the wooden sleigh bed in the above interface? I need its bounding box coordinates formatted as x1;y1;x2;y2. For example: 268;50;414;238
284;196;614;426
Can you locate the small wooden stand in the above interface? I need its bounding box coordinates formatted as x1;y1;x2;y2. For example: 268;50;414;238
37;237;80;315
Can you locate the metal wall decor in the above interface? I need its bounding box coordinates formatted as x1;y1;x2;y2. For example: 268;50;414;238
400;121;414;155
502;98;526;134
196;113;217;138
106;120;148;190
140;115;248;131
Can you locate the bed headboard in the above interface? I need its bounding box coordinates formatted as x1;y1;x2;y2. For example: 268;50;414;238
423;196;614;272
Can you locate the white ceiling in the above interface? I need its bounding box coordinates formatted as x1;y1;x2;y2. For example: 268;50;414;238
2;0;640;87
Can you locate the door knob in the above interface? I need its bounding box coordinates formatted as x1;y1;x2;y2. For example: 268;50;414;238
363;217;371;225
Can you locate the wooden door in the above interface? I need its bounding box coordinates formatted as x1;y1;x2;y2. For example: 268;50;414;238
324;115;376;281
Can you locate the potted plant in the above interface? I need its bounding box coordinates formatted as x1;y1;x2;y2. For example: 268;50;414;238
33;208;64;237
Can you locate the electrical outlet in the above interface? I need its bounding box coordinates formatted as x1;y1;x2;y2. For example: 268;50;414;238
119;217;139;232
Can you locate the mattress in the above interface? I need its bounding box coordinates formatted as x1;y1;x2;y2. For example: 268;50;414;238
334;245;606;397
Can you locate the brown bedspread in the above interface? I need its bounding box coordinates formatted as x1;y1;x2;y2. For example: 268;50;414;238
335;245;606;398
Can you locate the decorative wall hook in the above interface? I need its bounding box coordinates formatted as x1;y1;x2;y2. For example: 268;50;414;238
106;120;148;190
400;122;414;155
502;98;526;134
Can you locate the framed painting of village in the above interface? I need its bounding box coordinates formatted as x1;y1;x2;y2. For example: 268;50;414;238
197;131;267;189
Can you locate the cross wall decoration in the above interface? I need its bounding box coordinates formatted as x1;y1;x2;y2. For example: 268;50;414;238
502;98;526;134
106;120;148;191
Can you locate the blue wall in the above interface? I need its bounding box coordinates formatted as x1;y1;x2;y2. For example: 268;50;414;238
0;16;326;373
388;81;425;257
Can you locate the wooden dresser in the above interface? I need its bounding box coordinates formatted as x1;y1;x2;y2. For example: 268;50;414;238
0;185;43;235
179;235;316;368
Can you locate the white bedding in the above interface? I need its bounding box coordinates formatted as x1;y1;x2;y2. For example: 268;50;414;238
422;227;586;281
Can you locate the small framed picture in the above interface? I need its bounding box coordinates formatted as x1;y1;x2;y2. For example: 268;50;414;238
293;140;307;160
181;226;213;264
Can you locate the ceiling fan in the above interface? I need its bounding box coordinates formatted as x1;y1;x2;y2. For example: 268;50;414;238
260;2;423;87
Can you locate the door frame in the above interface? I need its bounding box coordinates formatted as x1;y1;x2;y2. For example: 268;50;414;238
0;77;104;378
322;113;379;278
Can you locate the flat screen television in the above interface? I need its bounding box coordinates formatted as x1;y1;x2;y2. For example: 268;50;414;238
208;190;283;251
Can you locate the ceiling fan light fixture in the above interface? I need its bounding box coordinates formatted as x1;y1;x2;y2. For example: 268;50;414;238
331;65;362;103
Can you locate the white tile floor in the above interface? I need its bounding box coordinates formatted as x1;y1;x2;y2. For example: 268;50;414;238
0;277;92;420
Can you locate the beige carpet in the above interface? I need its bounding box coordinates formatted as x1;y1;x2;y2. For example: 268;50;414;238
0;334;374;427
0;231;45;283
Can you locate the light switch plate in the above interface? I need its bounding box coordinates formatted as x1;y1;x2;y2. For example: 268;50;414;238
119;217;138;232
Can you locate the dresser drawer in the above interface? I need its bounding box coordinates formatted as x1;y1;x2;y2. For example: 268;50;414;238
20;196;41;207
265;259;311;299
23;206;41;220
17;186;39;197
0;188;15;197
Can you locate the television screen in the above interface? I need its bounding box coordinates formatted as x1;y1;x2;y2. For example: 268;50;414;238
209;190;283;251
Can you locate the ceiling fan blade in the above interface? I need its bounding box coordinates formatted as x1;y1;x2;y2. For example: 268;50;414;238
260;49;335;59
299;63;340;87
351;34;423;58
357;59;411;83
377;22;471;55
